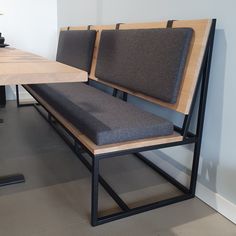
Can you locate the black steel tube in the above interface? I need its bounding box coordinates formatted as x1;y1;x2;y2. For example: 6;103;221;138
16;85;20;107
135;153;189;194
123;92;128;101
113;89;118;97
75;153;130;212
0;86;6;107
174;125;196;138
16;85;38;107
91;158;99;226
75;147;129;212
96;194;193;226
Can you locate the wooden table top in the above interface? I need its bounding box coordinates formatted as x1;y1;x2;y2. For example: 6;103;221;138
0;48;88;86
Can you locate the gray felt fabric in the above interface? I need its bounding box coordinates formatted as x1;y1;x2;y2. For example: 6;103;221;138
95;28;193;103
28;83;173;145
56;30;96;72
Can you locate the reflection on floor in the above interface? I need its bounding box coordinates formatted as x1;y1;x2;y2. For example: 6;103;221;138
0;101;235;236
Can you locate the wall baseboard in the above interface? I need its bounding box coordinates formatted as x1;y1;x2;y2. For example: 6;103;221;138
196;183;236;224
145;151;236;225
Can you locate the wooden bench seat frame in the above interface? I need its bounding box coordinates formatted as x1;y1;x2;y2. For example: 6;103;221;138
19;19;216;226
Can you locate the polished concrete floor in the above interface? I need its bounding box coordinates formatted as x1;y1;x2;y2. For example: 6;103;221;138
0;101;235;236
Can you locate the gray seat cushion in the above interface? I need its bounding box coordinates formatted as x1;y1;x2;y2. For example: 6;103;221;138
95;28;193;103
56;30;96;72
28;83;173;145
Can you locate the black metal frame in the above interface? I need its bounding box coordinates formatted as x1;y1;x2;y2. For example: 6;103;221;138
15;85;38;107
0;85;6;108
21;19;216;226
0;85;5;123
0;90;25;186
0;174;25;187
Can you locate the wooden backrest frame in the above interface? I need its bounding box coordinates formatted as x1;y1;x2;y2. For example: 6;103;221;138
89;24;117;80
60;19;212;114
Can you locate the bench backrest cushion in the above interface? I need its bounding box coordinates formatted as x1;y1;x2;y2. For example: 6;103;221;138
56;30;96;72
95;28;193;103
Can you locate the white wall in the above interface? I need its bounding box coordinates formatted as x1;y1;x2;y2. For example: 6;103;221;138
0;0;58;100
57;0;99;29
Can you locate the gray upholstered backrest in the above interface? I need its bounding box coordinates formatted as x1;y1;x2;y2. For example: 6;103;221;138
95;28;193;103
56;30;96;72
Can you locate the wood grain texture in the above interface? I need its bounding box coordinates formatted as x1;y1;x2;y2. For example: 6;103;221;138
0;48;88;85
66;26;88;31
119;21;167;29
60;26;88;31
172;19;212;113
89;19;212;114
89;24;116;80
24;84;182;155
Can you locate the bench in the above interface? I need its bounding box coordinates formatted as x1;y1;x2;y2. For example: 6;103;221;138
20;19;216;226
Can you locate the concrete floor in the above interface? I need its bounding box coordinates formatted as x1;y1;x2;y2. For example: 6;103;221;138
0;101;235;236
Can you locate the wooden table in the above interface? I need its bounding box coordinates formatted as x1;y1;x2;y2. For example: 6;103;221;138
0;47;88;187
0;47;88;85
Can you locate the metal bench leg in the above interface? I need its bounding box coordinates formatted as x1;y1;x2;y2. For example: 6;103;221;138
91;157;99;226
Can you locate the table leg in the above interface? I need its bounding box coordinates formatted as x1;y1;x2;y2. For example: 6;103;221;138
0;174;25;187
0;114;25;187
0;86;6;108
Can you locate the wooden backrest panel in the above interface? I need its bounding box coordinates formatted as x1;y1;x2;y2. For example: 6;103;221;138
60;19;212;114
120;21;167;29
89;19;212;114
60;26;88;31
89;24;116;80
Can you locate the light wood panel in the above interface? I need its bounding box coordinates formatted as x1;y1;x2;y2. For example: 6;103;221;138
119;21;167;29
89;19;212;114
60;24;109;80
0;48;88;85
172;19;212;113
24;85;182;155
60;27;68;31
60;26;88;31
67;26;88;31
89;24;116;80
89;133;182;155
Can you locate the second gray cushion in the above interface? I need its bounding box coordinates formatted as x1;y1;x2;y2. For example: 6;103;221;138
95;28;193;103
